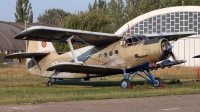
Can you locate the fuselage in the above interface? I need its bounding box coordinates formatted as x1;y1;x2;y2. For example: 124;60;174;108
27;35;170;79
85;35;169;70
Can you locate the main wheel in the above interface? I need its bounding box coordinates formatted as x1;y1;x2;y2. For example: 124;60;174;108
46;80;52;86
153;77;164;87
120;79;132;89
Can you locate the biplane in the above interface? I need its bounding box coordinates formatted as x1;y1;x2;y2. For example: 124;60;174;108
5;26;196;88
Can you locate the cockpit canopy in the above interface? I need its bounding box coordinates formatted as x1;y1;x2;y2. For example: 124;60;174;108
121;35;149;46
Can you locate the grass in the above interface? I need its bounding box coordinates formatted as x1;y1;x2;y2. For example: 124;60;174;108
0;65;200;105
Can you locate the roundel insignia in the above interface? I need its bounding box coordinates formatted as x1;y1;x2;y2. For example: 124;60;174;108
42;41;47;48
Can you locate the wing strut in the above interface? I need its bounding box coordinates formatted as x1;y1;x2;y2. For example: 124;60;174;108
32;56;41;70
66;35;83;64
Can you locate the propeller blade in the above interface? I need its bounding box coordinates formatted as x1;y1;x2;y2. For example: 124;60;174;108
170;52;176;61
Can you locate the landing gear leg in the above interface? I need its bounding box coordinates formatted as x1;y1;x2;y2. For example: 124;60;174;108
123;69;165;88
46;78;53;86
143;69;165;88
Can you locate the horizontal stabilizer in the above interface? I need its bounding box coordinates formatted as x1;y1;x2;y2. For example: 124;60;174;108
5;52;49;59
47;62;121;74
155;60;186;68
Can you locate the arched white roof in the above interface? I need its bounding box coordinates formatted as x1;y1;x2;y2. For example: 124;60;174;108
115;6;200;35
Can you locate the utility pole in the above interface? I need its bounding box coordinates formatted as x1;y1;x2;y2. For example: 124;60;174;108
182;0;184;6
22;3;27;52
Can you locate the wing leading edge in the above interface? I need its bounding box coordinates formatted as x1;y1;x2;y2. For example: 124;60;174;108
146;31;197;41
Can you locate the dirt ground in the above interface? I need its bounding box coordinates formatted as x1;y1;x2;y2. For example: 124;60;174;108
0;94;200;112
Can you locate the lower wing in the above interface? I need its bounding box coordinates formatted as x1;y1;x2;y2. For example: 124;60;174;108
47;62;121;74
154;60;186;69
47;60;186;75
4;52;49;59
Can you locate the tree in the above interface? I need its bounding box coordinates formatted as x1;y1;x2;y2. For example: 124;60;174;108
15;0;33;23
108;0;126;30
62;9;115;33
37;8;70;26
135;0;160;15
160;0;200;8
124;0;137;21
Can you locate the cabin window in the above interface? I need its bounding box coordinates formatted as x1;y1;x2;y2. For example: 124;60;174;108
109;51;113;56
98;54;102;59
104;53;107;57
115;50;119;54
142;36;149;41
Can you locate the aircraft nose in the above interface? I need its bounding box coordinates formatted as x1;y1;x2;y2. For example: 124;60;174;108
161;40;170;51
161;40;176;60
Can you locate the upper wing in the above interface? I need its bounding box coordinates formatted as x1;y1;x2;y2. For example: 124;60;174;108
5;52;49;59
146;31;197;41
15;26;123;45
47;62;121;74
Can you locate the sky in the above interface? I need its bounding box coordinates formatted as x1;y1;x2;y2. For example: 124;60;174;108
0;0;104;23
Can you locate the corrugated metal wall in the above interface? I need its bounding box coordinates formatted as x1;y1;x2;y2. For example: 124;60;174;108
170;37;200;66
0;21;25;53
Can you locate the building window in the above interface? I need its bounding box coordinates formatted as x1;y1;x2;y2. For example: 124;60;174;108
148;18;152;24
175;18;179;23
123;11;200;38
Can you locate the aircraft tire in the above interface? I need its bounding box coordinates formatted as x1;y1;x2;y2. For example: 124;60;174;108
46;81;52;86
153;77;162;88
120;79;131;89
168;66;171;68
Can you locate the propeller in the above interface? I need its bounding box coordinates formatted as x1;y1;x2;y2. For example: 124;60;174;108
169;51;176;61
161;40;177;61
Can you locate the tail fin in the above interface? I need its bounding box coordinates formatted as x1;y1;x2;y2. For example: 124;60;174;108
28;41;55;52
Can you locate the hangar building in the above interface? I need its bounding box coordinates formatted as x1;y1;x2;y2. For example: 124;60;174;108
115;6;200;67
0;21;49;62
0;21;26;54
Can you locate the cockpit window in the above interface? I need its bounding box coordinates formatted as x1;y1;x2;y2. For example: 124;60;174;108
132;36;139;42
123;35;149;46
127;38;133;43
137;36;143;41
142;36;149;41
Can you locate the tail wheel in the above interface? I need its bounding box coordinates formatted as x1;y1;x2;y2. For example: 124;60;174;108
153;77;164;88
120;79;132;89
